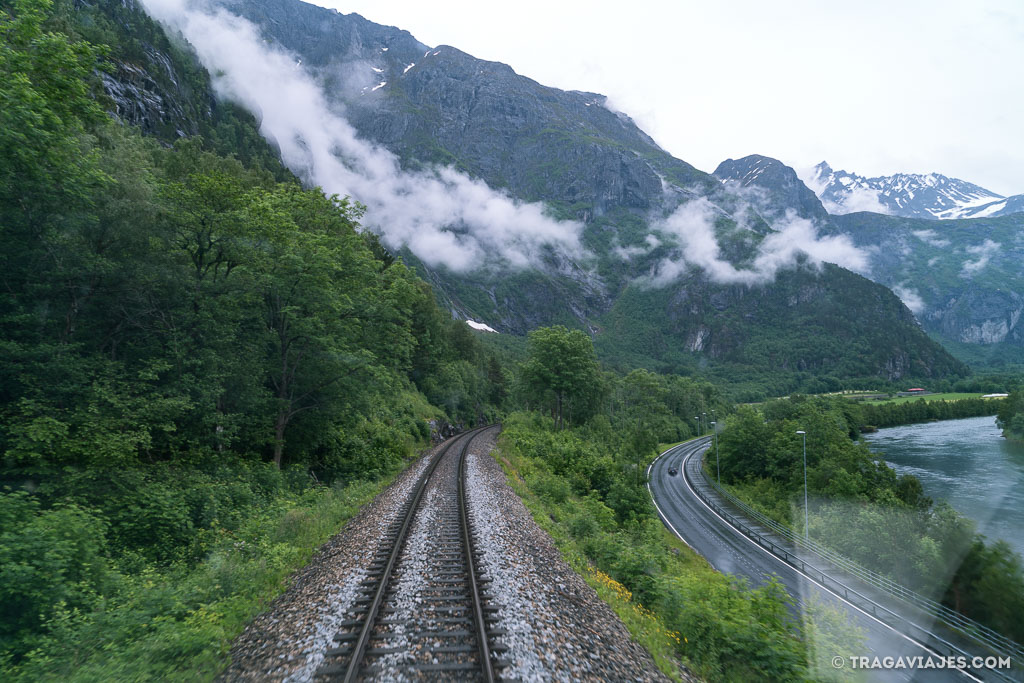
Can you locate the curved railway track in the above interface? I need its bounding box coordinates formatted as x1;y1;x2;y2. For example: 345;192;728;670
314;426;506;681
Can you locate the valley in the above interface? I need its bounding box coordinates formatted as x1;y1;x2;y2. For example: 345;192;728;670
1;1;1022;681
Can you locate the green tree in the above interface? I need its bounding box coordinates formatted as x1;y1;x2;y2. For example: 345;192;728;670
245;186;390;467
996;391;1024;441
521;326;601;429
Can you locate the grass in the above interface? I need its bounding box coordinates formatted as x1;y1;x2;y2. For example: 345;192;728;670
861;392;989;405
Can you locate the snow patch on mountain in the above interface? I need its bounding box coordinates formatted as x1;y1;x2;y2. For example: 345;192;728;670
466;320;498;333
801;162;1021;220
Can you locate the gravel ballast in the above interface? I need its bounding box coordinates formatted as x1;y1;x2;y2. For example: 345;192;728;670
465;431;675;682
220;431;682;681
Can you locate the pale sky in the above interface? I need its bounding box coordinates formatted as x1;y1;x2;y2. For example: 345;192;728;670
306;0;1023;196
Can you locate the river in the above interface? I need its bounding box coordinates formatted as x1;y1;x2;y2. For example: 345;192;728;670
862;415;1024;560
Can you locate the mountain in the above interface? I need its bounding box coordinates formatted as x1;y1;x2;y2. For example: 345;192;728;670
98;0;967;392
713;155;1024;364
714;155;830;223
831;211;1024;348
804;161;1024;220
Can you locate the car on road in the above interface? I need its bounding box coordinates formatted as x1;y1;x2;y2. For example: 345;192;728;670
668;468;677;476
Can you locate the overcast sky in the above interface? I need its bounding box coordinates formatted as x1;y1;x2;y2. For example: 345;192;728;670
305;0;1023;196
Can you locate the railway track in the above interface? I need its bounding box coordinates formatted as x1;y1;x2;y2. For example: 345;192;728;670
314;426;507;681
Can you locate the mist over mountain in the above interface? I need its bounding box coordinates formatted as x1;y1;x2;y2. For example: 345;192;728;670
125;0;966;390
715;155;1024;365
802;161;1024;220
714;155;830;224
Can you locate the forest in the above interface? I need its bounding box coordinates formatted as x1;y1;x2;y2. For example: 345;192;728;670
856;395;1001;429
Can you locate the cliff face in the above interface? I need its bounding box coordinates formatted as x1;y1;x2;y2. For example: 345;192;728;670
831;211;1024;353
100;51;204;138
70;0;214;140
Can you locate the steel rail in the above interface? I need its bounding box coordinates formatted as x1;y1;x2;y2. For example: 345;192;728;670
341;427;486;682
458;425;498;683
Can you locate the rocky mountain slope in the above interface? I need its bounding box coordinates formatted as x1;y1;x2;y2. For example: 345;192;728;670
715;155;1024;363
93;0;967;389
831;211;1024;349
70;0;287;176
803;161;1024;220
714;155;829;223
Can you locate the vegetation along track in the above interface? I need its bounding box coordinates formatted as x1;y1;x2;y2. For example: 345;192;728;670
314;426;506;681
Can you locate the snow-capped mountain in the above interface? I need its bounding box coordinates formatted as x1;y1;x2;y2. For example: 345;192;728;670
803;161;1023;220
713;154;1024;352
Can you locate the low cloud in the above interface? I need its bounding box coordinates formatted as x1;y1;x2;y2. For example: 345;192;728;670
961;239;1000;276
800;167;892;216
644;199;870;287
613;234;661;261
912;229;951;248
141;0;585;273
892;283;926;315
816;186;891;215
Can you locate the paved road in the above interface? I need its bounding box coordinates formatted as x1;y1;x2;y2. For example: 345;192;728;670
648;438;975;682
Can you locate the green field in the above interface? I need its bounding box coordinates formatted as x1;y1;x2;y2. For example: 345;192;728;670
860;392;996;405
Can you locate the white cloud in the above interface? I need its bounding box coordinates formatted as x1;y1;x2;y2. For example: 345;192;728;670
613;233;663;261
961;239;1000;276
141;0;586;274
798;166;892;216
892;283;926;315
644;200;870;287
829;186;891;215
912;229;951;248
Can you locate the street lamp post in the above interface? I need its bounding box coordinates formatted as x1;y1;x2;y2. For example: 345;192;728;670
796;430;808;541
694;416;699;438
702;412;707;436
711;421;719;483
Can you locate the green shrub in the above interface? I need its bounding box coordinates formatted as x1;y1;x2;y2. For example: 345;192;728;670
0;492;112;659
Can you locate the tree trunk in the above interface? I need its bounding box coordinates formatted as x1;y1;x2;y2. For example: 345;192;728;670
273;410;287;468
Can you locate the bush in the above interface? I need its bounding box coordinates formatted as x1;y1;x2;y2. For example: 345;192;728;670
0;492;111;658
